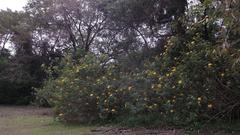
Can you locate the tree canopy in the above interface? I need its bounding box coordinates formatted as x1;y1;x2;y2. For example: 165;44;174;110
0;0;239;127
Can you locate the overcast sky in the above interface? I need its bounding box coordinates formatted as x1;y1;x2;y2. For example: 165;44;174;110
0;0;28;11
0;0;198;11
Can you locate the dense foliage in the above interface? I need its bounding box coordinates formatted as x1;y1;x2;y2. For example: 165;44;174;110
0;9;61;104
37;0;240;127
0;0;239;128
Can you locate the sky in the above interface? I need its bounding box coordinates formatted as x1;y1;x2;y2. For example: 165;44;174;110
0;0;198;11
0;0;28;11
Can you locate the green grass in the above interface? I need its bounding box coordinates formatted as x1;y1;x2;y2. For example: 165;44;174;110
0;113;239;135
0;116;93;135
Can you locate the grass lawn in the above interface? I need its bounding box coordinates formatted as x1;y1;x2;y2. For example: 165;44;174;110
0;106;239;135
0;116;94;135
0;106;97;135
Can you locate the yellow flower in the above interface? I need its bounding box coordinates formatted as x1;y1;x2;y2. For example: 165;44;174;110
208;63;213;68
172;67;177;72
153;72;157;75
90;94;94;97
208;104;213;109
197;97;202;101
59;113;64;117
148;71;157;77
178;80;183;85
107;85;111;89
221;73;225;77
61;79;66;83
166;73;170;77
128;86;133;91
111;109;116;112
170;110;174;113
157;84;162;88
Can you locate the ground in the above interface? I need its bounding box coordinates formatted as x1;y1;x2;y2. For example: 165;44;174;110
0;106;239;135
0;106;92;135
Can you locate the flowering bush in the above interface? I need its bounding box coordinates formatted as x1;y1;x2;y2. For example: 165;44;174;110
37;43;239;125
38;53;163;123
37;2;240;126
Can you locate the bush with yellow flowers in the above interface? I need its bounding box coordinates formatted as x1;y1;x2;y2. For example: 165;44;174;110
37;37;239;125
147;5;240;125
37;53;150;123
37;1;240;127
37;31;239;126
37;54;103;122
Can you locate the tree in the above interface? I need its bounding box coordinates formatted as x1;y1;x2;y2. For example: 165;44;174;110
0;9;51;104
26;0;107;56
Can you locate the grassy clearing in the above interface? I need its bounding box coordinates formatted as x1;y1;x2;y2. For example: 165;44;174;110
0;116;94;135
0;106;239;135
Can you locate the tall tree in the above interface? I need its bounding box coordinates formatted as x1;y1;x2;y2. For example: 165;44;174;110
26;0;107;56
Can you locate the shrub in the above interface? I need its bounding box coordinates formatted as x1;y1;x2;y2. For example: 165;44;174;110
37;2;240;127
37;38;240;125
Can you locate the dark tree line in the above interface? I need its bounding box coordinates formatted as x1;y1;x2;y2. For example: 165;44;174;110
0;0;188;104
1;0;235;106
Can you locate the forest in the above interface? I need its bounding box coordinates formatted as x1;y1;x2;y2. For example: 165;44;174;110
0;0;240;129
